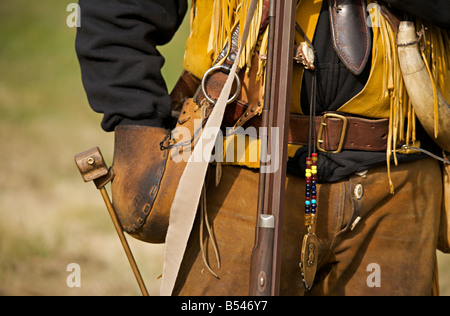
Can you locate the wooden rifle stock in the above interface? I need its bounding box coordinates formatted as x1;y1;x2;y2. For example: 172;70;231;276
249;0;296;296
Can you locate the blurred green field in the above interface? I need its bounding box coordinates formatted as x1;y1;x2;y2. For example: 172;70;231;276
0;1;449;296
0;0;188;296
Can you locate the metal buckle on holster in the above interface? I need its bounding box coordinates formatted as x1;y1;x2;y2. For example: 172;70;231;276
200;64;242;105
317;113;348;154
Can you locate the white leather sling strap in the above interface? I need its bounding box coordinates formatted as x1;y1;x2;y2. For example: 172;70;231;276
160;0;260;296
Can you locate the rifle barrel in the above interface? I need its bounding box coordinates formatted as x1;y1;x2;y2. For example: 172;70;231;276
249;0;296;296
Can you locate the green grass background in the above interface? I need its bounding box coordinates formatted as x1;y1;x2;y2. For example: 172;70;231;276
0;0;189;296
0;0;448;296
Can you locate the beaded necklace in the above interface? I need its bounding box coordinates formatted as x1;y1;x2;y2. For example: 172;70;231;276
304;153;318;227
299;60;319;292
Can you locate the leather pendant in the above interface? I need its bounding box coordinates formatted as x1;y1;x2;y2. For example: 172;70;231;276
328;0;371;75
300;233;318;291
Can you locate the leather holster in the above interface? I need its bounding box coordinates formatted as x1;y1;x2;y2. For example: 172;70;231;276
111;98;204;243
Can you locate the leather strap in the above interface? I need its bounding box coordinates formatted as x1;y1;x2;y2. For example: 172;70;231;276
379;2;403;34
194;26;241;102
222;101;391;152
194;21;265;130
160;0;260;296
174;75;391;152
328;0;371;75
170;70;200;112
288;114;390;152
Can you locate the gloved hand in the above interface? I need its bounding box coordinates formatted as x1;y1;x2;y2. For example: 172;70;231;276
111;125;170;243
111;98;203;243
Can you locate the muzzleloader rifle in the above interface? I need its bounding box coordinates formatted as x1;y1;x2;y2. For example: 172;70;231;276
249;0;296;296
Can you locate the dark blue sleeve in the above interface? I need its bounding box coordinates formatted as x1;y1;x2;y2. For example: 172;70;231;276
75;0;188;131
382;0;450;29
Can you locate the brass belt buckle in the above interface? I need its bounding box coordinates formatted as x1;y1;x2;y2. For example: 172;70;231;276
317;113;348;154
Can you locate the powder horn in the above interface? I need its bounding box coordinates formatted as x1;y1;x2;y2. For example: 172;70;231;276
397;21;450;152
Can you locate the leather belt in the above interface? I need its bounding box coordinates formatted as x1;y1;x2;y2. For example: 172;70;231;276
222;101;391;153
288;113;390;153
171;71;391;153
171;72;391;153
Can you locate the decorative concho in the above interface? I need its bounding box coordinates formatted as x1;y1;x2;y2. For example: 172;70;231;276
294;42;315;70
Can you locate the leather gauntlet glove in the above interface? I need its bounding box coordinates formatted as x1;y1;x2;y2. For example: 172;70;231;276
111;99;203;243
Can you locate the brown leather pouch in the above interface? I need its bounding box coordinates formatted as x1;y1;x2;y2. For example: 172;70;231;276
111;98;206;243
438;152;450;253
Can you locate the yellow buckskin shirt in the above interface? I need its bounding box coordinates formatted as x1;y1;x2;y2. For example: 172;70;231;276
182;0;450;189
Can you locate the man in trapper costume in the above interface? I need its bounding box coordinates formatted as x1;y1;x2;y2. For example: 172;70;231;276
76;0;450;296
